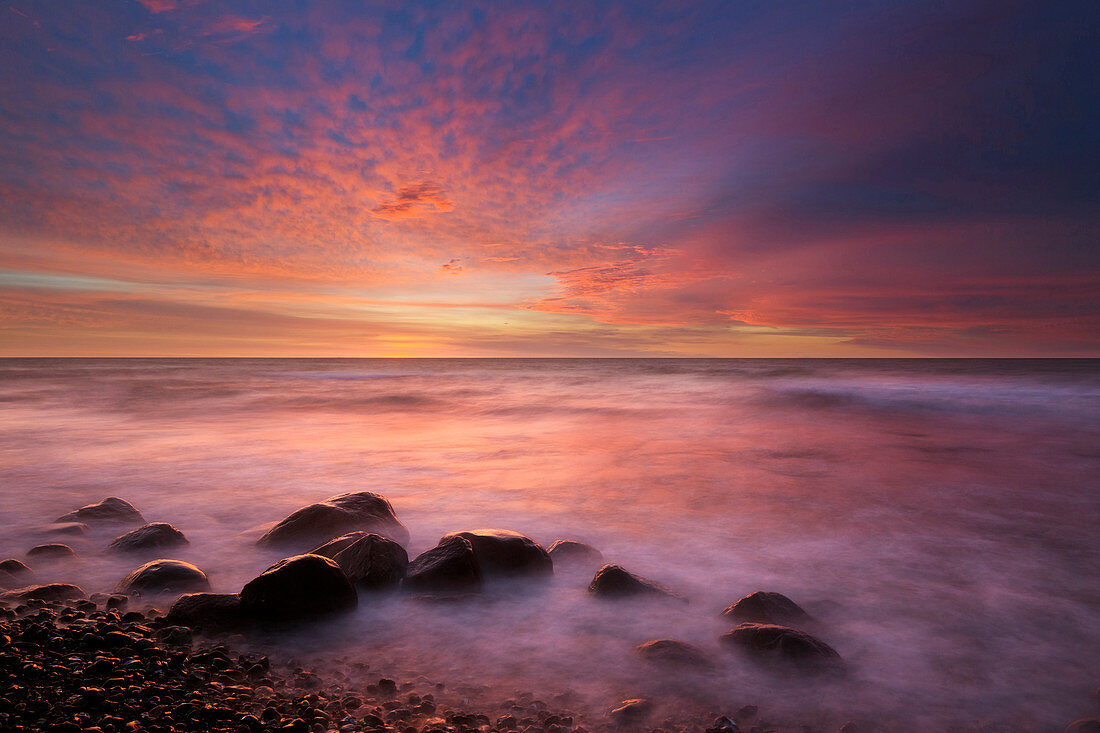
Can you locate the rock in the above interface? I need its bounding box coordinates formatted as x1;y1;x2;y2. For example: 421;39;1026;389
0;558;31;577
0;583;85;603
720;623;841;668
108;522;189;552
707;716;740;733
117;559;211;596
1066;720;1100;733
440;529;552;578
0;569;17;589
404;535;483;593
257;491;409;550
331;533;408;590
165;592;245;632
608;699;651;725
588;564;682;601
547;540;603;566
37;522;89;537
26;543;77;559
55;496;145;525
239;554;357;622
310;531;371;558
633;639;713;668
721;591;812;626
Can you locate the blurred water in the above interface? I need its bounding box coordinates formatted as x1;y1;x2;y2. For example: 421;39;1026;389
0;358;1097;730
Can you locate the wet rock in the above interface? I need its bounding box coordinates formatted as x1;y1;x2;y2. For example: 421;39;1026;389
165;592;245;632
331;533;408;590
108;522;189;552
26;543;77;560
116;559;211;596
720;623;841;668
721;591;812;626
404;535;483;593
310;531;372;558
633;639;713;668
0;582;85;603
547;540;603;566
440;529;553;578
257;491;409;550
588;564;682;601
36;522;89;537
707;716;740;733
240;554;357;622
55;496;145;525
1066;720;1100;733
0;558;32;577
608;699;651;725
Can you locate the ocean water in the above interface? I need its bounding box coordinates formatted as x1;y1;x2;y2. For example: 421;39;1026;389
0;358;1097;730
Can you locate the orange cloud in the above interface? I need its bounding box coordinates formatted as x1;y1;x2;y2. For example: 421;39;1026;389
372;182;454;221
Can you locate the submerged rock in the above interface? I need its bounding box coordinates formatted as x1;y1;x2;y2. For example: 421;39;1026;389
440;529;552;578
240;554;357;622
257;491;409;550
0;583;85;603
165;592;245;632
609;699;652;725
108;522;189;552
588;564;682;601
117;559;210;596
633;638;714;668
26;543;77;560
332;533;408;590
404;535;483;593
720;622;841;668
36;522;89;537
721;591;812;626
1065;720;1100;733
0;558;32;577
55;496;145;525
547;539;603;566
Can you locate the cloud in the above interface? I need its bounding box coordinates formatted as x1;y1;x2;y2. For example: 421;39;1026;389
438;258;464;274
372;182;454;221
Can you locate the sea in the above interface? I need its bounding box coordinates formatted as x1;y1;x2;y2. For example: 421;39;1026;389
0;358;1097;731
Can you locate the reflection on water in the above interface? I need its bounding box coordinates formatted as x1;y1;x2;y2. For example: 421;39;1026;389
0;359;1098;729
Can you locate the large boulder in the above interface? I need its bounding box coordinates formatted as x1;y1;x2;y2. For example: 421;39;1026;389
117;559;210;597
1;583;85;603
547;539;603;567
720;623;841;668
240;554;357;622
588;564;682;601
165;592;245;632
310;531;371;558
440;529;552;578
404;535;483;593
257;492;408;550
108;523;189;553
722;591;811;626
55;497;145;526
633;639;714;669
26;543;77;560
331;534;408;591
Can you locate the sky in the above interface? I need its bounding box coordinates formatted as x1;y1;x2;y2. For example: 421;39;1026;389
1;0;1097;357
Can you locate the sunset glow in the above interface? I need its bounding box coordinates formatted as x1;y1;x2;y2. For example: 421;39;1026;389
2;1;1097;356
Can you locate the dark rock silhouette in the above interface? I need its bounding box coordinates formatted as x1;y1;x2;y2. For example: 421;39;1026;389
310;531;371;558
609;699;652;725
547;539;603;566
165;592;245;632
108;522;189;553
0;558;32;577
257;491;409;550
240;554;357;622
440;529;552;578
55;497;145;526
26;543;76;560
1065;720;1100;733
331;533;408;590
721;591;812;626
633;638;714;668
404;535;483;593
0;583;85;603
117;559;210;597
588;564;681;601
720;622;841;667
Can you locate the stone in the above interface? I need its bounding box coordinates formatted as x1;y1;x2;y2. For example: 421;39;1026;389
26;543;77;559
1065;720;1100;733
721;591;811;626
331;533;408;590
633;639;713;668
404;535;483;593
720;623;841;668
588;564;681;601
257;492;409;550
310;531;371;558
37;522;89;537
55;496;145;525
116;559;211;596
0;583;85;603
165;592;245;632
440;529;552;578
0;558;31;577
240;554;357;622
547;540;603;566
108;522;189;552
608;699;651;725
